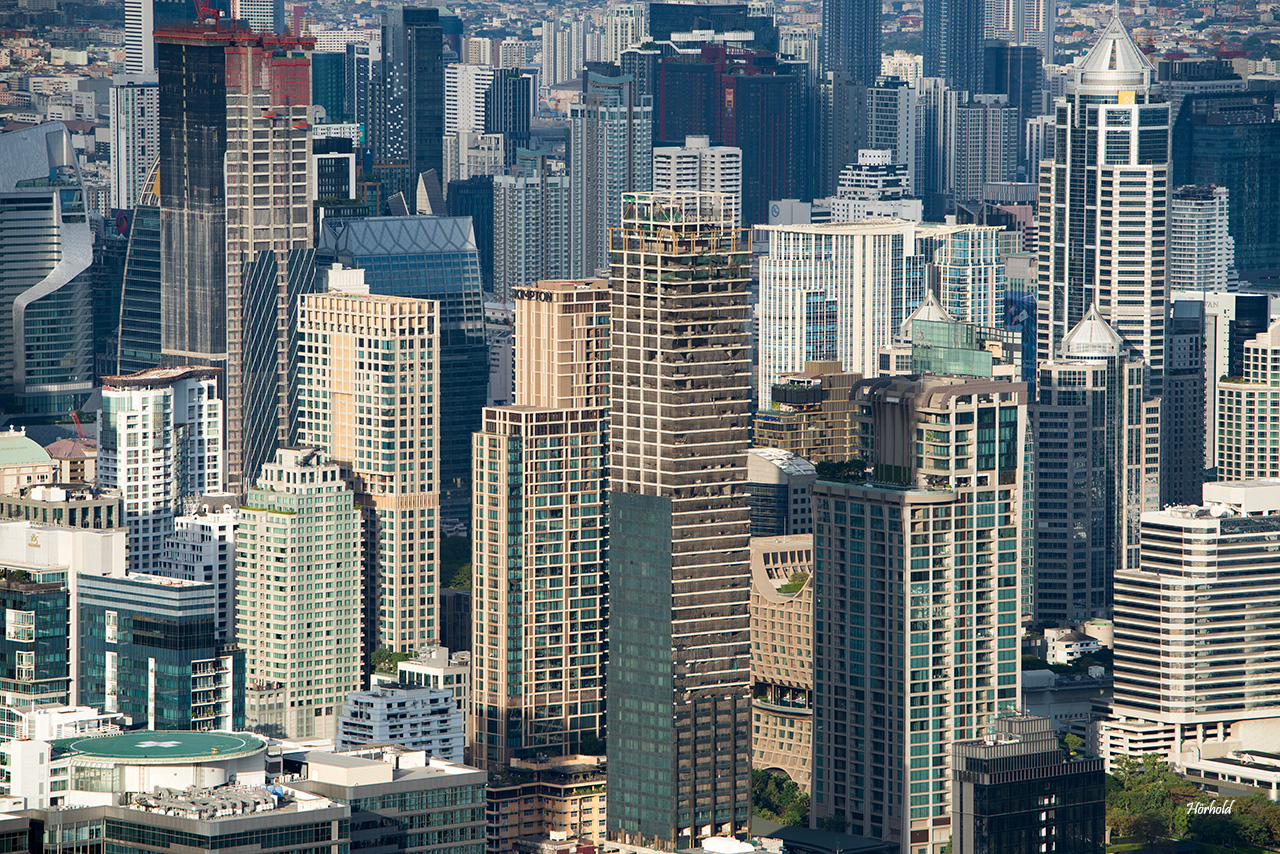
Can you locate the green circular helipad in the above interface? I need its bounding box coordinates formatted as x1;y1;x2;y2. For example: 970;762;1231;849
57;731;265;765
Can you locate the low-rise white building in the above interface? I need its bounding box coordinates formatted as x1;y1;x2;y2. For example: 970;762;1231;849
336;683;464;761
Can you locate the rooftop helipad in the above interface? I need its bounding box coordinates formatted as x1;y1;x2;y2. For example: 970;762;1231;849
54;731;265;764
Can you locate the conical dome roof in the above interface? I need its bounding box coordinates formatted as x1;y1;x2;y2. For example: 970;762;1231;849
1077;10;1155;90
1062;304;1123;358
898;290;956;339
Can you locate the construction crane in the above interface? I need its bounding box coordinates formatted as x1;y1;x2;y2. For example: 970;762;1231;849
193;0;221;26
1209;0;1246;56
70;411;86;441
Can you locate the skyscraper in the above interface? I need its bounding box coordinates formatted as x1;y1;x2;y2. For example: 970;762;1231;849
569;72;652;276
317;216;487;530
810;375;1029;849
375;7;445;211
344;41;376;129
607;192;752;846
108;75;159;211
1172;92;1280;283
1162;299;1206;507
296;293;439;654
98;366;224;573
924;0;985;94
983;42;1041;166
1033;308;1160;622
757;220;1004;407
237;447;362;739
0;122;95;416
116;167;162;373
471;280;610;768
222;31;316;492
155;25;231;372
1037;14;1170;395
823;0;881;85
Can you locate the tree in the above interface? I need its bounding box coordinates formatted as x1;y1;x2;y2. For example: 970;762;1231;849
1062;733;1083;756
372;647;410;673
751;769;809;827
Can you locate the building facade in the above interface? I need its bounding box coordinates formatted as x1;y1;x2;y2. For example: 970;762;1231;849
1217;318;1280;481
0;122;94;415
236;448;362;739
810;375;1029;852
1102;481;1280;770
336;682;463;760
77;573;243;732
652;135;743;225
749;535;813;794
297;293;440;654
606;192;752;846
98;366;223;573
1033;309;1160;621
109;75;159;211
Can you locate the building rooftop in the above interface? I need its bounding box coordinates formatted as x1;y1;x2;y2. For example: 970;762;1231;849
0;428;52;468
53;730;265;764
1076;11;1155;89
43;438;96;459
100;365;222;389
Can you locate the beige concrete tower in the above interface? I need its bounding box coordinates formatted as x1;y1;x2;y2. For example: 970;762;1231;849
606;191;753;847
471;278;611;770
514;278;611;410
296;293;440;653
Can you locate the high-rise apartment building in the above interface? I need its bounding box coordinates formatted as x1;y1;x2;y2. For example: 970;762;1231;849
949;94;1019;205
823;0;881;84
924;0;985;94
602;4;646;64
987;0;1053;61
607;192;752;846
344;42;377;129
109;75;159;211
569;72;652;276
317;216;487;531
98;366;223;572
652;135;743;225
1216;318;1280;482
1033;309;1160;622
77;573;244;732
746;448;816;537
829;149;923;222
1037;14;1170;395
375;7;445;211
471;278;610;769
0;122;94;416
810;375;1029;851
1102;481;1280;768
297;293;439;654
492;168;571;304
444;63;495;134
237;447;362;740
1169;184;1236;292
1169;290;1272;480
757;220;1005;408
983;43;1042;163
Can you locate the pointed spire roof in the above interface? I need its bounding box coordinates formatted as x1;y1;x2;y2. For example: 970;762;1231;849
1061;305;1123;359
899;290;956;340
1077;10;1155;90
